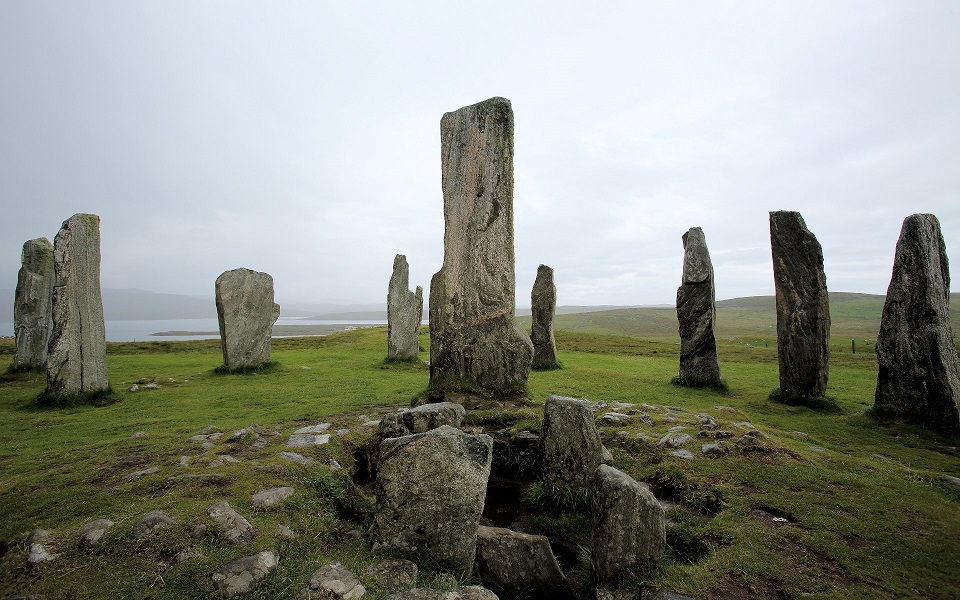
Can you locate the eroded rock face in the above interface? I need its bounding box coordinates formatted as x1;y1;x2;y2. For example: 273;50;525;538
676;228;720;385
211;549;279;598
429;97;533;394
12;238;54;371
45;214;108;397
769;211;830;400
215;268;280;370
474;525;568;598
133;509;175;539
591;465;666;584
531;264;560;370
874;214;960;431
540;396;604;488
373;425;492;577
388;254;423;361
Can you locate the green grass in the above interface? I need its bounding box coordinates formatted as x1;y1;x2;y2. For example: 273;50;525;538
0;319;958;599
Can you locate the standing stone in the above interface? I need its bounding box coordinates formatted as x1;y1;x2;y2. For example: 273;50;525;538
373;425;492;577
530;264;560;370
12;238;54;371
769;211;830;400
387;254;423;361
540;396;604;488
676;228;721;386
429;97;534;394
215;268;280;370
591;465;666;584
45;214;108;398
874;214;960;431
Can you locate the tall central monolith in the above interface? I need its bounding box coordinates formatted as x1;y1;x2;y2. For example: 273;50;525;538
770;211;830;401
429;97;533;394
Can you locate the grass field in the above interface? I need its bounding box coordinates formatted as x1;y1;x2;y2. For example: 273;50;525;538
0;300;958;599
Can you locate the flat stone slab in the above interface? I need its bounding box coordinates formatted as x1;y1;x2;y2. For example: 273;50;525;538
365;559;418;591
287;433;330;447
251;487;295;509
280;451;314;465
294;423;331;434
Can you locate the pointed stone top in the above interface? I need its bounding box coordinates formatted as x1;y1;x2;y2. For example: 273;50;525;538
681;227;712;284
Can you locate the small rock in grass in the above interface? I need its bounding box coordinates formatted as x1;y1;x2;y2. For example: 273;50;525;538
251;486;295;509
280;451;314;465
642;404;661;411
165;549;202;571
658;433;691;448
337;428;350;436
192;524;208;538
79;519;113;547
294;423;331;435
26;529;55;565
211;549;279;598
329;459;343;472
667;425;686;433
809;445;826;453
124;466;159;480
277;524;299;539
133;510;175;539
287;433;330;447
207;501;253;544
131;431;146;438
871;454;891;463
671;449;694;460
127;384;140;392
300;561;365;600
943;475;960;488
601;412;631;423
366;558;418;591
179;456;192;466
701;444;722;456
662;413;679;423
736;435;760;450
639;414;655;425
714;430;733;439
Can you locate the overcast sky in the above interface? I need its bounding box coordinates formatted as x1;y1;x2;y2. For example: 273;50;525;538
2;1;957;308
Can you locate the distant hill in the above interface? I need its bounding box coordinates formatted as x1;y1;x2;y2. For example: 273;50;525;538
305;305;637;321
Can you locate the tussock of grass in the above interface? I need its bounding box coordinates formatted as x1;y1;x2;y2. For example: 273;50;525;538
31;385;118;409
212;360;281;375
670;375;730;392
523;481;591;512
768;388;840;411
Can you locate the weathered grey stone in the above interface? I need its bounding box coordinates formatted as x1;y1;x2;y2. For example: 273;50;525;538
380;402;467;440
365;559;418;591
215;268;280;370
769;211;830;400
591;465;666;584
45;214;108;397
540;396;604;487
874;214;960;432
474;525;568;598
12;238;54;371
300;561;366;599
287;433;330;447
208;501;253;544
657;433;691;448
428;97;533;394
294;423;331;435
251;486;294;509
385;588;498;600
26;529;55;565
280;451;314;465
373;425;492;577
701;444;723;456
676;227;721;386
79;519;113;547
388;254;424;361
530;264;560;370
277;524;299;539
133;509;175;539
211;549;279;598
736;435;760;450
